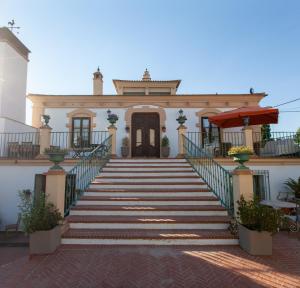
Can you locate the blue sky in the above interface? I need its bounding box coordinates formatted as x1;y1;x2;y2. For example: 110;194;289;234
1;0;300;130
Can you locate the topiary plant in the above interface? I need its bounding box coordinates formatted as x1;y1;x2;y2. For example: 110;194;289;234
237;196;286;234
161;135;169;147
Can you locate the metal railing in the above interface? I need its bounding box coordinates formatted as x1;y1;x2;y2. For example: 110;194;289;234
187;131;245;157
183;135;233;214
0;132;40;159
64;135;112;216
253;132;300;158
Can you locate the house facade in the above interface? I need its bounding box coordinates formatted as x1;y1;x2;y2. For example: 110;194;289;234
28;69;264;158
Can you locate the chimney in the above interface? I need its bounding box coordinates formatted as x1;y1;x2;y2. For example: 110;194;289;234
93;67;103;95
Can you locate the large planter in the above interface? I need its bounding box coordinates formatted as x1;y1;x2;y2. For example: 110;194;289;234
47;152;66;170
121;146;129;158
29;225;61;255
161;146;170;158
238;224;272;255
232;153;250;169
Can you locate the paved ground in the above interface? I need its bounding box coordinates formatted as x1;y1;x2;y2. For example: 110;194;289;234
0;232;299;288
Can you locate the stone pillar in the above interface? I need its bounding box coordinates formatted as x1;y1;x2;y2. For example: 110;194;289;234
45;169;66;215
177;125;187;158
108;126;117;158
39;126;52;156
232;168;254;217
243;127;254;151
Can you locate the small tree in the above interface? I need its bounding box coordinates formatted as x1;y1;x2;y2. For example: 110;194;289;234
261;124;271;145
295;127;300;145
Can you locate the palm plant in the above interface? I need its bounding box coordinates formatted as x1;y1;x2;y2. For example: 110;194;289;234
284;177;300;199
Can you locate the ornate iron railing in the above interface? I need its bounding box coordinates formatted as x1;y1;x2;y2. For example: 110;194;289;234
0;132;40;159
183;135;233;214
64;135;112;216
51;131;109;158
253;131;300;158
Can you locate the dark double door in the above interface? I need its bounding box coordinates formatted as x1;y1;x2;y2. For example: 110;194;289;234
131;113;160;157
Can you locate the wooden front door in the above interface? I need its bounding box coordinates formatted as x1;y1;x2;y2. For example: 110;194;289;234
131;113;160;157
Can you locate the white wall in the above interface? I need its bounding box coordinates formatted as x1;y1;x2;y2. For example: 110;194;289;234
0;164;71;230
0;42;28;123
0;117;37;133
223;164;300;201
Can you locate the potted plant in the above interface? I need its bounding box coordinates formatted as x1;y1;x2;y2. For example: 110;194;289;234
176;109;187;126
19;190;63;255
284;177;300;200
121;137;130;158
45;147;68;170
237;196;286;255
228;146;253;169
107;110;119;126
161;135;170;158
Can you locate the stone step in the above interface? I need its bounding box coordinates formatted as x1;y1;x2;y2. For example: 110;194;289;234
67;215;230;230
61;229;238;245
69;205;227;216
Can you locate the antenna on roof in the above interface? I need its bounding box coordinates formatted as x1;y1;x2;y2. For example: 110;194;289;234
7;20;20;34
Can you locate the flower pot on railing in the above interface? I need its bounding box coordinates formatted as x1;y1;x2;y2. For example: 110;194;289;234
107;110;119;127
45;148;67;170
228;146;253;169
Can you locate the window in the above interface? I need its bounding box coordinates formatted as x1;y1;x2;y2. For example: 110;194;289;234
201;117;220;147
72;117;91;147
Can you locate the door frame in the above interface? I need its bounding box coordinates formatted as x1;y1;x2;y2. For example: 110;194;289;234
131;112;160;158
124;107;166;158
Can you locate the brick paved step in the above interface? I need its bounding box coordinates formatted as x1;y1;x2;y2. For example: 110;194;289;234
110;159;187;163
77;196;220;206
84;191;213;197
96;175;199;179
106;163;191;167
67;215;230;230
69;205;227;216
103;167;194;172
89;184;206;190
100;172;197;177
92;178;204;184
86;188;210;192
61;229;238;246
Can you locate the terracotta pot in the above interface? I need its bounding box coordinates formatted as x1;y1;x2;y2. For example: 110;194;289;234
29;225;61;255
238;224;272;255
161;146;170;158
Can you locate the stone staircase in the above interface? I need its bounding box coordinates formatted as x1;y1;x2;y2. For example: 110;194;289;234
62;159;238;245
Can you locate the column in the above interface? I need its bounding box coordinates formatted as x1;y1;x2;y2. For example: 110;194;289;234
177;125;187;158
108;125;117;158
232;168;254;217
39;126;52;156
45;169;66;216
243;127;254;151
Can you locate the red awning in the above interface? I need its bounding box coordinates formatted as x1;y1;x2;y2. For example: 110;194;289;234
208;106;279;128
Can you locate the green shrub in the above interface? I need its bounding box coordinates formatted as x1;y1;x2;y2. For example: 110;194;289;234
237;196;286;234
161;136;169;147
19;190;63;234
284;177;300;199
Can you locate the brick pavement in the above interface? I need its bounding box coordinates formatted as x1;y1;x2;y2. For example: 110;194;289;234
0;232;299;288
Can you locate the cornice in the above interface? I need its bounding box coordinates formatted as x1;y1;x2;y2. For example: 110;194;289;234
27;93;265;107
